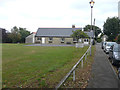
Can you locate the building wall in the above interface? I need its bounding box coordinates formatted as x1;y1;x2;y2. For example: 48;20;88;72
35;36;90;44
64;38;73;44
35;37;41;43
25;34;35;43
35;37;75;44
102;35;108;42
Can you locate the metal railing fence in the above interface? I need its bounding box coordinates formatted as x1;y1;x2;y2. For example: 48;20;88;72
55;45;91;89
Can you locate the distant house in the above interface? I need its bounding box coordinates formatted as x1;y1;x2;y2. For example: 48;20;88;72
34;25;94;44
25;25;94;44
25;32;36;43
102;35;108;42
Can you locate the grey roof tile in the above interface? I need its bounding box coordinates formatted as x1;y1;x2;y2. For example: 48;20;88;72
35;28;94;37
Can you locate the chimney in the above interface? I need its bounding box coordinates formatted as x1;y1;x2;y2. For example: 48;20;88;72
72;25;75;28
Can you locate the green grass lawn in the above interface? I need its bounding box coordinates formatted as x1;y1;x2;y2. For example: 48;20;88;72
2;44;89;88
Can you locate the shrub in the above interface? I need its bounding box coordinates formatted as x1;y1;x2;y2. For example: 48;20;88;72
97;38;102;43
116;35;120;44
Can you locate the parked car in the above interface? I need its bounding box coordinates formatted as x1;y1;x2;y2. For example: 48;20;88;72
109;44;120;65
101;42;106;50
101;41;106;49
104;42;117;54
118;67;120;79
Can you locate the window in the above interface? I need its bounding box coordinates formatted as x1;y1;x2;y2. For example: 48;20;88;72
61;38;65;43
84;39;88;42
49;37;53;41
87;39;88;42
48;37;53;43
73;38;77;43
37;37;41;40
61;38;65;42
73;38;77;41
113;45;120;52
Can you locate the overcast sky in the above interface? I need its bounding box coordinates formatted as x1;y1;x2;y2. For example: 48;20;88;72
0;0;119;32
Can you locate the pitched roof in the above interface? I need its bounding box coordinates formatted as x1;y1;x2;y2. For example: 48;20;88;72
35;28;94;37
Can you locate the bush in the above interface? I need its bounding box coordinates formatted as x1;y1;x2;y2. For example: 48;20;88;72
97;38;102;43
116;35;120;44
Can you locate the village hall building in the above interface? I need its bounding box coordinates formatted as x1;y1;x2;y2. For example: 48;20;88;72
25;26;94;44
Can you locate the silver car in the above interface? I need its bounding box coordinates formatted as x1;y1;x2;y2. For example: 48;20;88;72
118;67;120;79
101;41;106;49
104;42;117;54
109;44;120;65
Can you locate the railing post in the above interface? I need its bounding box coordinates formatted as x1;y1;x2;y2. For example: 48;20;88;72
85;54;87;60
90;45;91;56
81;59;83;68
73;70;75;81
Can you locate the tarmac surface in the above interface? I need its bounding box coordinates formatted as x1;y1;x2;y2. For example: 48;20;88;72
87;43;120;88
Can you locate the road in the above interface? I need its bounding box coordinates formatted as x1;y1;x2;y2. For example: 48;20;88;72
87;43;120;88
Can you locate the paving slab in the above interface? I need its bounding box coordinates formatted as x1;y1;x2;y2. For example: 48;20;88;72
87;43;120;88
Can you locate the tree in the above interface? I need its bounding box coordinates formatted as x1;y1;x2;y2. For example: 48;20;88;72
116;35;120;44
5;33;12;43
71;30;89;41
19;27;30;43
8;26;31;43
103;17;120;41
1;28;7;43
83;25;101;39
0;28;12;43
9;26;21;43
83;25;91;31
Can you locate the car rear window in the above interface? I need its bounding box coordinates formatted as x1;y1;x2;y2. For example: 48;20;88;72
107;43;114;46
113;45;120;52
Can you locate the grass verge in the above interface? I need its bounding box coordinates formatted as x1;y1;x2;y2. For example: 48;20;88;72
2;44;89;88
60;45;96;88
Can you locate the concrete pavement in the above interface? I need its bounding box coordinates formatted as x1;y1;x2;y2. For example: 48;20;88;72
87;43;120;88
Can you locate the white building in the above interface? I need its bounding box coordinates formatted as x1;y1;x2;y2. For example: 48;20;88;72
102;35;108;42
25;32;36;43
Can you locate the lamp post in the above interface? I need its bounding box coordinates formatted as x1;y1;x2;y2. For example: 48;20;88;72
89;0;95;56
89;0;95;30
93;18;95;38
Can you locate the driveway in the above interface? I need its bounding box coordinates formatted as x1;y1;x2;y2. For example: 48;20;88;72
87;43;120;88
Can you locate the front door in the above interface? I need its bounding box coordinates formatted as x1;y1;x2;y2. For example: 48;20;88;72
42;37;45;44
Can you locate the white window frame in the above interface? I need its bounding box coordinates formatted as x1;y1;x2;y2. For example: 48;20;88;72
61;38;65;42
37;37;41;40
48;37;53;41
